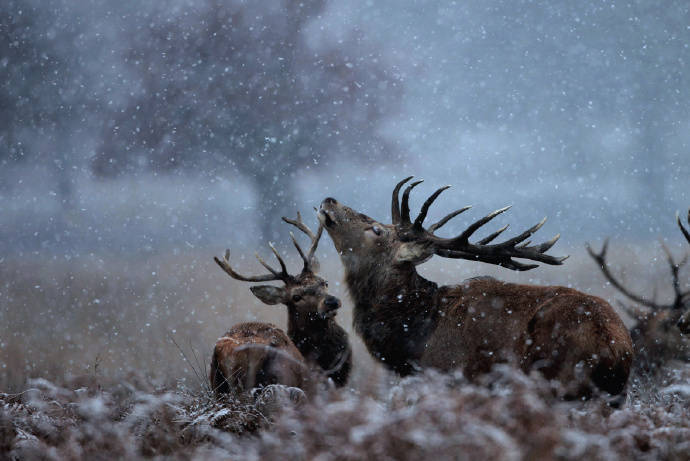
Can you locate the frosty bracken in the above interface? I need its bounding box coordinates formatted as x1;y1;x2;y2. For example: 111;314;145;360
319;177;633;398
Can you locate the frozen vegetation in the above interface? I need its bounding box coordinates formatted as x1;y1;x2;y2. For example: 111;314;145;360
1;363;689;459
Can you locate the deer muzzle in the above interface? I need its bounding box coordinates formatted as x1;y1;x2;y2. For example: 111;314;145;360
319;295;341;319
319;199;338;227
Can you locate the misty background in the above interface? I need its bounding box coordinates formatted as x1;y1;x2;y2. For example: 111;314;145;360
1;0;690;393
1;0;688;259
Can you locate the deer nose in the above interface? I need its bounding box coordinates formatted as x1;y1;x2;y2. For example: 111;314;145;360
322;197;338;205
324;295;341;310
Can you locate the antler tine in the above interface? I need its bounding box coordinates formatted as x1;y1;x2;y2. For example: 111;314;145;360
289;232;309;267
251;242;291;282
414;185;451;230
400;180;424;225
282;211;323;272
392;176;414;225
267;242;288;275
455;206;512;243
498;217;547;247
428;206;472;233
477;224;509;245
678;209;690;243
531;233;561;253
585;240;660;310
214;249;284;282
254;251;282;278
306;223;324;266
660;242;689;310
282;212;315;241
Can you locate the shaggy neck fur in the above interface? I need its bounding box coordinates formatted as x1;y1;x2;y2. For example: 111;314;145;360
341;251;440;375
286;306;351;387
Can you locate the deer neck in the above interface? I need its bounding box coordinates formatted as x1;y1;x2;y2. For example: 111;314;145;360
286;307;329;348
344;256;437;309
343;257;439;375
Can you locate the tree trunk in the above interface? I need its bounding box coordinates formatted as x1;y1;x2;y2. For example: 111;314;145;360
255;176;298;243
54;141;76;211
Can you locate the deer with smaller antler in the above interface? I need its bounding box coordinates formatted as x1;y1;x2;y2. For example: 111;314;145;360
210;213;351;395
587;209;690;369
319;177;633;398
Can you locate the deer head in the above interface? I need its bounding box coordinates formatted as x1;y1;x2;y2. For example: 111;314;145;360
319;176;566;271
214;213;341;320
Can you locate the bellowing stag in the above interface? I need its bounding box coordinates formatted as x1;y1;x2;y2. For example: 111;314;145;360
319;177;633;398
211;214;351;394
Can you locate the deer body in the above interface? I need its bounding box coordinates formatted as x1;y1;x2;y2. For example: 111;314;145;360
210;322;312;394
320;178;633;397
287;308;351;386
346;253;631;395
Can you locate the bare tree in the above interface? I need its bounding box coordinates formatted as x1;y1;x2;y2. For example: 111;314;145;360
0;0;92;208
92;0;401;239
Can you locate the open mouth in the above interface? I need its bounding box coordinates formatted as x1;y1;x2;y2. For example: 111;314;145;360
319;310;337;320
319;208;337;227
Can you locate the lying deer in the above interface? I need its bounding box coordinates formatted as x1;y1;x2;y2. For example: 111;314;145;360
587;209;690;369
209;322;313;394
318;177;633;397
210;214;351;394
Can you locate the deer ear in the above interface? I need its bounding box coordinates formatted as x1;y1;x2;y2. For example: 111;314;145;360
395;242;433;264
250;285;287;305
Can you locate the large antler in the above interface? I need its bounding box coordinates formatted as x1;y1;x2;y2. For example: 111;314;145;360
391;176;567;271
282;211;324;273
586;220;690;312
214;243;292;283
586;240;668;310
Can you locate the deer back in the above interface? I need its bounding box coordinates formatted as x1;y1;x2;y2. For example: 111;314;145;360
423;278;632;395
209;322;313;395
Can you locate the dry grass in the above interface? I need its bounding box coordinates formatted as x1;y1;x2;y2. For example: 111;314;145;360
0;245;688;459
0;249;382;393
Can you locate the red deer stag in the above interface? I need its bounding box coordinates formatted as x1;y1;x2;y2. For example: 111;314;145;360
318;177;633;397
587;209;690;369
210;214;351;395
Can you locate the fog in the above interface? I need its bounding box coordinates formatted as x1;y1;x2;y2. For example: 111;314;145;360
1;0;688;258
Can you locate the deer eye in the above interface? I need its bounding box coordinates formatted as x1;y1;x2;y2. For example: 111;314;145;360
292;294;302;302
372;225;382;236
